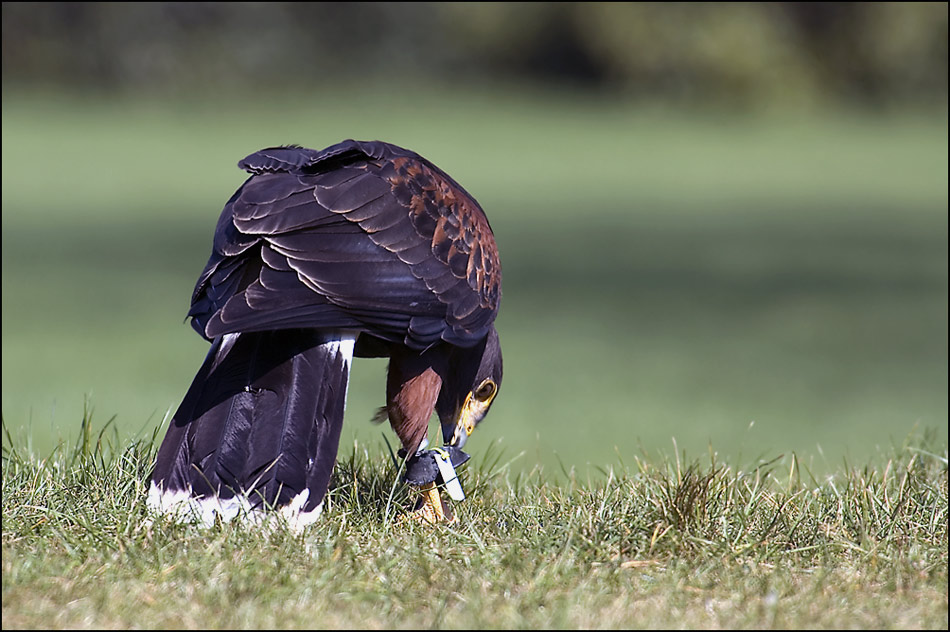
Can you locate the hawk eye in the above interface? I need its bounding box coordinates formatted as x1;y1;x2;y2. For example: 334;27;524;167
474;379;496;402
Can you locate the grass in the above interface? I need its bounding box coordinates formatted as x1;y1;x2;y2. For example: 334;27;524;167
1;89;947;627
2;88;947;476
2;415;946;629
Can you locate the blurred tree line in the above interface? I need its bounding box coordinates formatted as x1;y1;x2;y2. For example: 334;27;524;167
2;2;947;109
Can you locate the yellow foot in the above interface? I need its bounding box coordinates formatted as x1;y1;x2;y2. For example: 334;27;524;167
405;482;457;524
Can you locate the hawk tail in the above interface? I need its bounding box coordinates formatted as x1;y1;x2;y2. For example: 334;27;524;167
148;329;354;530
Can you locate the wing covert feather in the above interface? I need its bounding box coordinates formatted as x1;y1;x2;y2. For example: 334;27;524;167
190;141;501;349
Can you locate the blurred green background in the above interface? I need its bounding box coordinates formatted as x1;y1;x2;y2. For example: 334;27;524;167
2;3;947;476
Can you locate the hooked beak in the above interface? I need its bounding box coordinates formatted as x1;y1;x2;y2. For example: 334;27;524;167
442;390;490;449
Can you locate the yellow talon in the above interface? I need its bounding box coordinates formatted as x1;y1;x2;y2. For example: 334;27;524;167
407;481;456;524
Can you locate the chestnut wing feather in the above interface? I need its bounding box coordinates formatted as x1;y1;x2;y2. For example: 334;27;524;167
189;141;501;350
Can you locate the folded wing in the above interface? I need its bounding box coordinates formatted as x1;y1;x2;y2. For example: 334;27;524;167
188;140;501;351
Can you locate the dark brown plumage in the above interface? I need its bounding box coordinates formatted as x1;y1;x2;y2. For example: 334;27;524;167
149;140;502;527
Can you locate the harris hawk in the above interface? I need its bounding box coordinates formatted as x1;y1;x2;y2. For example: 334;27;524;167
148;140;502;528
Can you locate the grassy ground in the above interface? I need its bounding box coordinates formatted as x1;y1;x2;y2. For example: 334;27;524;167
2;419;946;629
2;88;947;626
2;88;947;477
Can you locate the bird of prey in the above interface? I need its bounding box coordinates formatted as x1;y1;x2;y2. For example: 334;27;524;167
148;140;502;528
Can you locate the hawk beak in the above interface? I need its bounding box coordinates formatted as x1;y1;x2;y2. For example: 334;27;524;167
443;390;492;449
